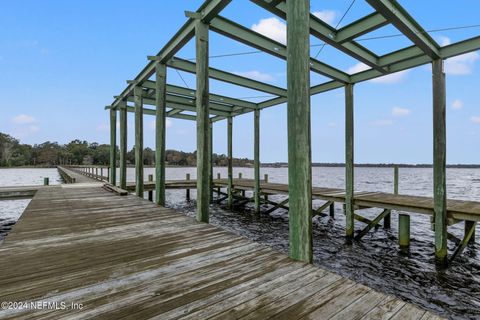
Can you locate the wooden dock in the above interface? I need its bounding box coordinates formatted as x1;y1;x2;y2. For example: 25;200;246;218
0;184;442;319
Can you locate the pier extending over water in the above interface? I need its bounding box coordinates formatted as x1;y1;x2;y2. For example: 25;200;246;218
0;181;442;319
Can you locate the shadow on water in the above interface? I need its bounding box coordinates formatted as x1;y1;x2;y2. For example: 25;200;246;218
170;194;480;320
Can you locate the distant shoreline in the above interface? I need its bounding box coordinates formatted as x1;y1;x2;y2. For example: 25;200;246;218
2;164;480;169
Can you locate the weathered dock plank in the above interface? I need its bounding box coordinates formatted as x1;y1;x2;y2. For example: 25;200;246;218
0;184;441;319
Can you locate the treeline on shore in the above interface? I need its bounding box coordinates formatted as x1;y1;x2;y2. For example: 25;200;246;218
0;132;253;167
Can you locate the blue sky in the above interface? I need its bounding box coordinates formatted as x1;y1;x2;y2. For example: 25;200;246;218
1;0;479;164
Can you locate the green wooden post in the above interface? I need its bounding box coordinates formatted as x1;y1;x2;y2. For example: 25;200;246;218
384;165;398;228
95;167;98;177
254;109;261;213
148;174;154;202
155;62;167;205
227;116;233;209
329;203;335;217
287;0;312;263
43;177;49;186
119;101;128;189
186;173;191;200
217;173;221;195
238;172;242;179
209;121;213;203
194;17;210;223
109;108;117;185
433;59;447;266
399;214;410;250
264;173;269;202
394;165;399;195
134;85;144;197
345;83;355;239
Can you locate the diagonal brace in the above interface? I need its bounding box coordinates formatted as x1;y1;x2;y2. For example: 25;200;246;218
354;209;390;240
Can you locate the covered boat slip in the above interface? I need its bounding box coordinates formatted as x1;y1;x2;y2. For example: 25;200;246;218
104;0;480;266
0;184;443;319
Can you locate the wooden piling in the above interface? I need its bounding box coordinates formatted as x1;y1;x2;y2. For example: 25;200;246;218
399;214;410;250
217;173;221;195
345;83;355;239
329;203;335;217
238;172;242;179
119;101;128;189
254;109;260;213
155;62;167;206
109;109;117;185
148;174;154;201
432;59;447;266
286;0;312;263
195;17;210;223
43;177;49;186
227;116;233;209
186;173;191;200
264;173;269;202
209;121;213;204
384;166;398;229
134;85;144;197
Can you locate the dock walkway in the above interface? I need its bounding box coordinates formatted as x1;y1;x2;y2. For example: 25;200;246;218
0;184;442;319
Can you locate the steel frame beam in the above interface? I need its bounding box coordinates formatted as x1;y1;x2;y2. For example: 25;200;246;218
250;0;386;73
366;0;440;59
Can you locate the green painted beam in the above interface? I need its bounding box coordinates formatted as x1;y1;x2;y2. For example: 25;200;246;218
251;0;385;73
125;106;196;121
109;108;117;185
432;59;447;266
119;101;127;189
335;12;389;43
441;36;480;59
167;57;287;97
155;62;167;206
227;116;233;209
345;83;354;239
134;85;144;197
254;109;260;213
210;15;351;83
287;0;312;263
366;0;440;59
195;18;210;223
147;81;256;110
110;0;231;109
125;95;235;117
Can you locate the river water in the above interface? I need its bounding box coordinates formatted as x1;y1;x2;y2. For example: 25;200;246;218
1;167;479;319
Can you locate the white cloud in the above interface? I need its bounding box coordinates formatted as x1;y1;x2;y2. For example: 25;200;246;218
347;62;409;83
369;119;393;127
392;107;411;117
371;70;409;84
471;116;480;124
347;62;370;74
437;36;479;75
149;119;172;131
445;52;479;75
313;10;336;25
251;17;286;44
234;70;274;82
451;99;463;110
12;114;35;124
437;36;451;47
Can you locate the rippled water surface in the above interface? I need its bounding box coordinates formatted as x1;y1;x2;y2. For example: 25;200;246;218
1;167;480;319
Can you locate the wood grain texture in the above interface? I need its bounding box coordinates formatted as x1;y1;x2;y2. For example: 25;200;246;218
0;184;442;319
